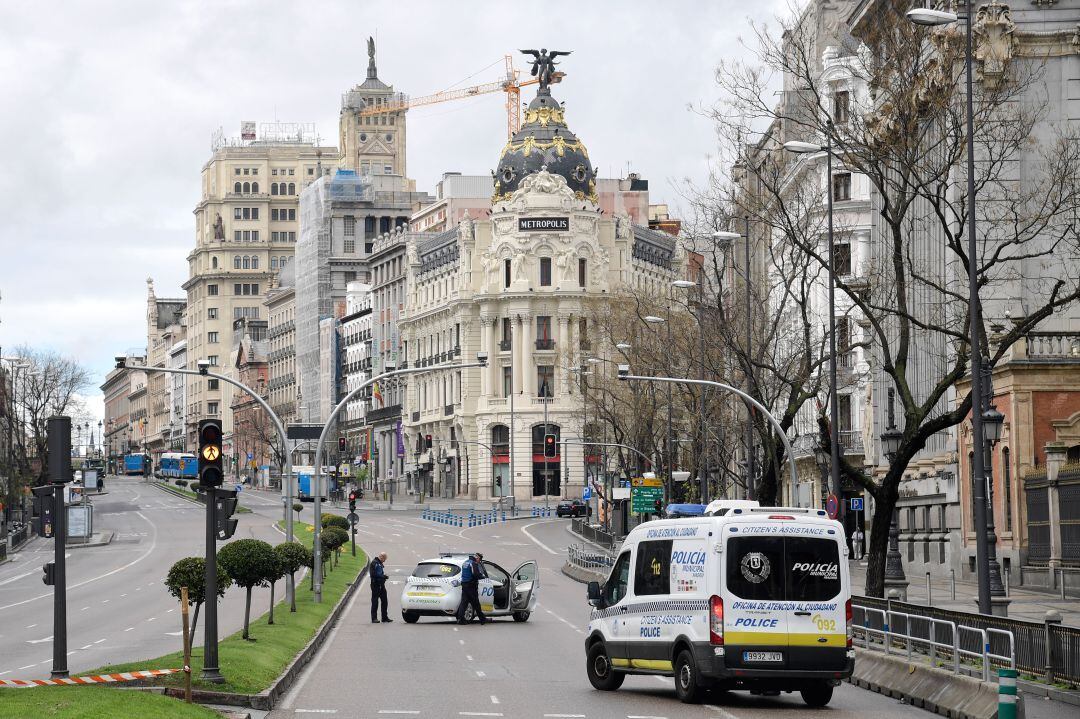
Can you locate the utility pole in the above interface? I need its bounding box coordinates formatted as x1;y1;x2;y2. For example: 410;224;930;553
47;416;71;679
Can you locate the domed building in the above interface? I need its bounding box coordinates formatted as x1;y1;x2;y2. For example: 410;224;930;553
399;71;684;502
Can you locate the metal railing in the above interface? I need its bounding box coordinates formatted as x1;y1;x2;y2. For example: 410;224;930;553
854;595;1079;686
571;517;618;550
567;543;615;573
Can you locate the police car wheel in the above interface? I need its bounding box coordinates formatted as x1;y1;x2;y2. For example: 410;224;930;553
586;643;624;691
512;611;530;622
674;649;705;704
402;611;419;624
463;605;476;622
800;682;833;707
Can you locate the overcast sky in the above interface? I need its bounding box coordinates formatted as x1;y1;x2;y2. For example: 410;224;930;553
0;0;791;422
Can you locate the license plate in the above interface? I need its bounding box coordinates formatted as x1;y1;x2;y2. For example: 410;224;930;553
743;651;783;663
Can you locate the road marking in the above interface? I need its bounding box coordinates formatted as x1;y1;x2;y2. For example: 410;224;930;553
165;631;184;636
146;616;155;622
101;600;109;604
458;639;465;645
520;521;559;555
26;636;52;644
25;625;36;630
80;645;93;650
705;706;740;719
166;609;174;613
459;714;502;717
295;711;338;715
17;664;35;670
81;606;90;611
543;715;586;718
94;638;106;644
466;655;473;661
66;651;75;656
0;671;9;676
490;695;500;704
627;716;667;719
124;627;135;632
475;670;485;678
376;712;420;715
121;594;127;598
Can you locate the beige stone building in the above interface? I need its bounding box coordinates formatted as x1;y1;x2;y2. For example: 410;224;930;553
265;261;298;426
183;127;336;448
143;279;185;462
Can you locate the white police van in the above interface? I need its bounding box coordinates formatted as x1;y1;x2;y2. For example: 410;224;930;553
585;507;853;705
400;553;539;623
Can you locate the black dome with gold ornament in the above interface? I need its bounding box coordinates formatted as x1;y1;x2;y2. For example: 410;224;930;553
492;87;597;203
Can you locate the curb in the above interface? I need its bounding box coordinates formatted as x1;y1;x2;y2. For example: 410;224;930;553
151;482;252;513
162;557;369;711
561;562;606;585
67;531;115;549
1017;677;1080;707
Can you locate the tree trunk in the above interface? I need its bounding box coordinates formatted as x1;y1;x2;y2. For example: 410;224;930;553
864;492;895;597
289;574;297;612
268;580;276;625
243;586;252;640
189;602;202;647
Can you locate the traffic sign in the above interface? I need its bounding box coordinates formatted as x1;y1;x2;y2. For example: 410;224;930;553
631;485;664;514
347;512;359;525
631;476;663;488
850;497;864;512
201;445;220;462
246;452;253;461
826;494;839;520
582;485;591;501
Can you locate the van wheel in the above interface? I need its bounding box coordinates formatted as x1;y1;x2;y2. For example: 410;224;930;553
402;611;419;624
800;682;834;707
674;649;706;704
513;611;530;622
586;643;624;691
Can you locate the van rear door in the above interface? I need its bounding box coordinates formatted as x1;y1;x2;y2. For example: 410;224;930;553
723;535;789;667
784;535;846;670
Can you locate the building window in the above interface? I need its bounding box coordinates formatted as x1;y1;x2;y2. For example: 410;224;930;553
501;317;512;346
344;216;356;236
836;315;851;354
208;284;218;296
271;257;279;270
288;168;294;176
207;308;218;319
504;259;512;288
834;242;852;275
251;256;258;269
234;208;243;220
243;182;250;194
838;394;852;434
234;256;242;269
1002;447;1012;532
235;283;242;295
234;230;242;242
271;208;278;221
234;182;241;193
251;230;259;242
207;401;219;415
537;365;554;397
536;315;552;342
242;230;251;242
579;258;587;287
288;182;295;195
242;256;250;270
833;90;850;124
832;173;851;202
344;238;355;254
502;367;512;397
289;231;296;242
235;168;242;176
208;379;219;390
211;256;218;269
539;257;552;286
207;331;219;344
384;165;392;174
208;356;219;367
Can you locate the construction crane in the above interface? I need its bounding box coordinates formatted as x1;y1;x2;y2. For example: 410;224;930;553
355;55;564;139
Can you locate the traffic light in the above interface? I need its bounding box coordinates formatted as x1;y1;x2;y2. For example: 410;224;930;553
348;491;357;513
31;485;54;538
425;434;433;450
338;437;347;453
214;488;239;540
42;562;55;586
544;434;557;458
198;419;224;488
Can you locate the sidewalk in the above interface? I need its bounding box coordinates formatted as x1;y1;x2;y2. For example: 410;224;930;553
849;561;1080;627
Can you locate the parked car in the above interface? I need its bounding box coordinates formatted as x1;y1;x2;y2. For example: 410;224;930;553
556;499;591;518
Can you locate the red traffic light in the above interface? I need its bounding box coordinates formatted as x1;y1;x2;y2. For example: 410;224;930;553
338;437;347;452
200;422;222;446
349;491;357;502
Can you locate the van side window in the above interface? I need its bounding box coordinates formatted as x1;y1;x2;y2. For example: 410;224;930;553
634;540;672;596
726;537;785;600
604;551;631;605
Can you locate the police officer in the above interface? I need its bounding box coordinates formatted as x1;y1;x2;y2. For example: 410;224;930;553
370;552;392;623
456;552;487;625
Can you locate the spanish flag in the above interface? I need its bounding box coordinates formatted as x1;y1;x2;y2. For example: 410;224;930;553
372;381;383;406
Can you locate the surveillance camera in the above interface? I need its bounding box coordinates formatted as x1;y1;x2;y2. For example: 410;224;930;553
617;364;630;379
476;351;489;366
197;359;211;375
114;356;127;369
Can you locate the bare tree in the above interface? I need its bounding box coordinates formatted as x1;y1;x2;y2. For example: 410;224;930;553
708;5;1080;595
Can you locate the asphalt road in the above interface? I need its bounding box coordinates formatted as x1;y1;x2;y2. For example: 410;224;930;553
268;512;940;719
0;476;288;679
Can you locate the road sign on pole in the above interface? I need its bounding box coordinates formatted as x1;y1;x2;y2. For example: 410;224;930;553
631;476;665;514
826;494;840;520
850;497;864;512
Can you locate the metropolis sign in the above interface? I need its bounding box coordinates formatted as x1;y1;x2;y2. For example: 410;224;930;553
519;217;569;232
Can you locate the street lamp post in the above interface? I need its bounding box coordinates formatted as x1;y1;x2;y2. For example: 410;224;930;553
907;0;994;616
980;362;1009;614
642;314;673;502
671;278;706;504
880;426;908;600
784;125;842;529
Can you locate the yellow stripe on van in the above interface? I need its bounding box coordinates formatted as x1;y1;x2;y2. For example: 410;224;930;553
629;659;674;671
725;632;847;647
611;658;631;668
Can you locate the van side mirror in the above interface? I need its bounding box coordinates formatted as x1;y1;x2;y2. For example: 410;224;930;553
586;581;602;606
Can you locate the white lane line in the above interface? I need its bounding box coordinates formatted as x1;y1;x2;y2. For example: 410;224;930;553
80;645;93;650
93;638;106;644
101;600;109;604
295;711;338;715
459;714;502;717
81;606;90;611
543;715;586;718
627;716;667;719
121;594;127;598
17;664;35;670
520;521;559;555
705;706;740;719
458;639;465;645
25;624;36;629
66;651;75;656
466;654;474;661
490;695;500;705
146;616;155;622
475;670;486;678
377;712;421;716
124;627;135;632
0;671;9;676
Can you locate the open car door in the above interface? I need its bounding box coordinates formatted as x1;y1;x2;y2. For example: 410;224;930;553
510;560;539;620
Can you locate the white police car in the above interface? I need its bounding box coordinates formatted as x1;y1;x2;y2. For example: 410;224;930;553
400;553;539;623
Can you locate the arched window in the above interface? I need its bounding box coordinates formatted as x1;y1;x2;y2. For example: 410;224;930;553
211;257;218;269
491;425;509;455
251;256;258;270
242;256;250;269
233;182;241;194
271;257;278;270
251;181;258;193
288;182;295;195
271;183;278;195
243;182;250;194
280;256;288;267
234;256;241;269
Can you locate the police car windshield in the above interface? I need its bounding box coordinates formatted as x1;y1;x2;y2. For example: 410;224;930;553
727;536;841;601
411;562;461;578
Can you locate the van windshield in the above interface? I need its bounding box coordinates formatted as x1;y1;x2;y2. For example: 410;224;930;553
726;536;841;601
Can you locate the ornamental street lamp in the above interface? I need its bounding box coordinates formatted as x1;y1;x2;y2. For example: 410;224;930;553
880;426;907;599
979;361;1009;614
907;0;995;617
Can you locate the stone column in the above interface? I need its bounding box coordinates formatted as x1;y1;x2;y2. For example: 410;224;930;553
557;314;571;395
1046;442;1067;570
524;315;536;397
478;317;491;398
514;315;525;395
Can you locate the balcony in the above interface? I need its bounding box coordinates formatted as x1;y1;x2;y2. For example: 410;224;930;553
1026;332;1080;361
535;339;555;351
366;404;402;424
536;396;555;404
499;339;513;352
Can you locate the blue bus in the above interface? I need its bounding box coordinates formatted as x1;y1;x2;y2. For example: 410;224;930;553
123;453;150;476
159;452;198;480
295;466;327;501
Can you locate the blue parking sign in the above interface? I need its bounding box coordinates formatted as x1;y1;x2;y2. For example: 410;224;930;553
850;497;864;511
583;486;592;500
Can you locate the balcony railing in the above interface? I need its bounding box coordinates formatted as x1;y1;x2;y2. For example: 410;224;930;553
535;339;555;351
537;396;555;404
1027;332;1080;360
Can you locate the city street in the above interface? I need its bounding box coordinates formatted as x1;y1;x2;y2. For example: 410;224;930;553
0;476;289;678
269;513;938;719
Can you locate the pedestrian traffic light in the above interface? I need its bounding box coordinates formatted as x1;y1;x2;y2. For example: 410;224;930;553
495;477;502;489
42;561;55;586
198;419;224;488
349;491;357;513
339;437;347;453
425;434;433;450
31;485;54;538
214;488;239;540
544;434;557;458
